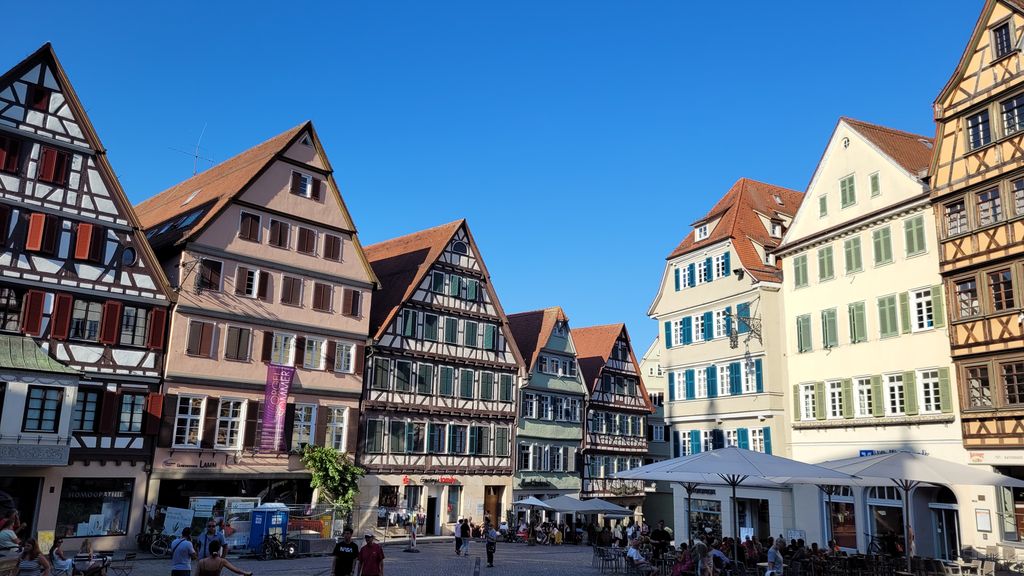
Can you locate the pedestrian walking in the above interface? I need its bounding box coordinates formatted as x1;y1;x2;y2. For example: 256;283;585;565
454;519;463;556
198;521;228;559
459;517;471;556
332;528;359;576
169;528;197;576
194;543;250;576
484;520;498;568
356;533;384;576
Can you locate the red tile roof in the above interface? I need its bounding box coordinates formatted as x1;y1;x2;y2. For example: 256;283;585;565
507;306;569;372
573;323;652;412
134;123;308;246
666;178;803;283
842;117;933;176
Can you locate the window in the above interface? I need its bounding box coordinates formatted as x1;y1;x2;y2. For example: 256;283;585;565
119;306;149;347
821;308;838;348
713;309;728;339
303;338;326;370
539;395;552;420
459;369;475;398
173;396;204;447
495;427;510;457
37;146;71;185
844;237;863;274
271;333;295;366
855;377;873;418
977;188;1003;226
0;135;23;174
451;240;469;255
482;324;497;350
186;320;215;357
235;267;261;299
819;195;828;217
224;326;252;361
1004;94;1024;137
394;360;412;392
465;278;479;301
945;200;967;236
817;246;834;281
878;295;899;339
449;425;467;454
994;22;1015;59
904;216;926;256
323;234;343;261
499;373;514;402
695;224;709;240
695;368;708;398
827;381;843;419
290;171;314;197
197;259;222;291
793;255;808;288
848;301;867;344
678;265;690;288
297;227;317;255
0;288;21;332
417;363;434;394
910;288;934;331
692;314;705;342
312;283;333;312
239;212;261;242
269;219;290;248
967;366;993;408
872;227;893;265
885;374;905;416
281;276;303;306
439;366;455;396
23;386;61;432
696;261;708;284
918;370;942;414
364;419;385;453
343;289;361;316
989;269;1015;311
1004;362;1024;405
25;212;58;255
215;399;246;449
334;342;355;373
796;314;812;353
770;221;783;238
967;110;992;150
327;408;348;451
71;389;99;432
742;360;758;393
431;271;446;293
27;85;50;111
750;428;766;453
448;275;462;297
443;317;458;344
713;253;727;279
522;393;537;419
718;365;731;396
652;425;665;442
291;404;316;451
464;320;478;348
840;175;856;208
1013;178;1024;217
422;313;438;341
870;173;881;197
67;300;101;342
956;278;980;318
118;393;145;434
372;358;390;389
55;478;132;538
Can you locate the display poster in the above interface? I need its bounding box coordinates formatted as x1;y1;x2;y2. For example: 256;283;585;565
37;530;54;554
163;507;196;536
260;364;295;452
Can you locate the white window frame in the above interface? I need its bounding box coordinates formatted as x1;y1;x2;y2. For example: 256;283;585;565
695;224;709;241
750;428;765;453
271;332;296;366
725;429;738;447
334;342;356;374
173;395;206;448
918;369;942;414
885;373;906;416
800;384;816;421
827;380;844;419
214;398;247;450
910;288;934;332
672;319;685;346
713;309;728;339
303;337;326;370
854;377;873;418
695;368;708;398
522;393;537;419
701;430;714;452
652;425;665;442
293;171;313;197
718;364;731;396
742;359;757;394
696;261;708;285
239;268;261;298
327;407;349;451
693;314;705;342
679;265;690;287
713;254;727;279
291;403;317;451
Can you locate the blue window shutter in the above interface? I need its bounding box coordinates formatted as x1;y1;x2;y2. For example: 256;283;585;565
737;428;749;449
664;321;673;349
729;362;741;395
703;311;713;340
690;430;701;454
705;257;713;280
687;264;696;287
737;302;750;334
682;317;692;345
725;306;732;336
762;427;773;454
672;430;681;458
723;252;731;277
668;372;676;402
755;359;764;393
685;369;695;399
707;366;717;398
674;268;681;291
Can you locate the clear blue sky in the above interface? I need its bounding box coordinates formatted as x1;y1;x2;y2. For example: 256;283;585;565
4;1;980;349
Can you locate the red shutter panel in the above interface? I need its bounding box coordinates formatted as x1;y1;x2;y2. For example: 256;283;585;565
199;322;214;357
144;393;164;435
311;179;322;201
39;147;57;182
290;172;302;195
50;293;73;340
342;289;353;317
325;340;336;372
257;272;270;301
74;223;93;260
235;266;249;295
261;331;274;362
98;301;123;345
354;344;365;375
88;225;105;263
146;308;167;350
157;394;177;447
242;401;260;449
97;390;118;435
4;139;20;174
26;213;46;251
201;397;219;448
0;137;7;170
295;336;306;368
20;290;46;336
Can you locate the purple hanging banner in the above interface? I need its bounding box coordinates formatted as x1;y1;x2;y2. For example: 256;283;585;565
260;364;295;452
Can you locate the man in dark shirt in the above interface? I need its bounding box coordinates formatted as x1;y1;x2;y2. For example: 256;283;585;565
650;520;671;559
332;528;359;576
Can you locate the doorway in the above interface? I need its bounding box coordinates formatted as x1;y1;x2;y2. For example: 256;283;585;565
426;497;437;536
929;487;960;561
0;477;41;535
484;485;504;525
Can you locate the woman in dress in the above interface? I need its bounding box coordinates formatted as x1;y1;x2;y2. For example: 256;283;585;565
195;542;251;576
48;538;73;575
17;538;51;576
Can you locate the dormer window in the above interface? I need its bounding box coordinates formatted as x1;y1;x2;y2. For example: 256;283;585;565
299;134;313;147
26;85;50;112
770;221;783;238
694;224;709;241
452;241;469;255
773;194;783;206
994;22;1014;59
554;321;567;337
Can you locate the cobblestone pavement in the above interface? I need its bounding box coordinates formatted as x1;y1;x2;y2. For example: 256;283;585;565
131;541;598;576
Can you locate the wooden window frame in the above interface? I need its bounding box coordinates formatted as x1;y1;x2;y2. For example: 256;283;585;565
224;325;253;362
186;319;216;357
238;211;262;242
323;233;342;261
297;226;318;256
197;259;223;292
268;219;291;249
22;385;63;433
37;146;72;186
281;276;304;307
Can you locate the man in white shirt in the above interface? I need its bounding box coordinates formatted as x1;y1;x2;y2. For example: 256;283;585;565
626;540;656;576
170;528;197;576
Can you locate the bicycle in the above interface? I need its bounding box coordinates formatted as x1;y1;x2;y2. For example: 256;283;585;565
259;533;296;561
150;533;173;557
863;532;885;556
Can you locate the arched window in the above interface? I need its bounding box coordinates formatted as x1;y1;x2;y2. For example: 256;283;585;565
867;486;902;502
452;241;468;255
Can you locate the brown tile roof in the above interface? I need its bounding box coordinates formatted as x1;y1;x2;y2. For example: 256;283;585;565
666;178;803;283
842;117;933;176
935;0;1023;108
134;123;308;247
507;306;569;372
573;323;653;412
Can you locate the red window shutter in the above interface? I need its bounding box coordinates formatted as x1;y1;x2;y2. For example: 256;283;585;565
199;322;214;356
98;301;123;345
157;394;176;448
20;290;46;336
311;179;322;201
3;139;19;174
0;205;10;242
342;289;353;317
146;307;167;350
144;393;164;435
290;172;302;195
50;293;73;340
261;331;274;362
75;223;93;260
354;344;365;375
295;336;306;367
97;390;118;435
257;272;270;301
325;340;336;372
0;137;8;171
26;213;46;251
235;266;249;295
39;147;57;182
40;215;58;254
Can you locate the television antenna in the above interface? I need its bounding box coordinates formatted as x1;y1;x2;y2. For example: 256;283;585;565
168;122;215;175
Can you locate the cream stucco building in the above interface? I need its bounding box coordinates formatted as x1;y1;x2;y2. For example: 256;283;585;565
775;118;982;559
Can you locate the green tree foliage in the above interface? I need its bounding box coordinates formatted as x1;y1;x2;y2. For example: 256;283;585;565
301;445;365;514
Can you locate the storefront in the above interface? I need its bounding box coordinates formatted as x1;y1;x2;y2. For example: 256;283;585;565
672;484;786;544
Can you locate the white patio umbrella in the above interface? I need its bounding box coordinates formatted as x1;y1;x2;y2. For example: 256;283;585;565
816;451;1024;571
542;495;588;513
616;447;857;561
577;497;633;515
511;496;553;509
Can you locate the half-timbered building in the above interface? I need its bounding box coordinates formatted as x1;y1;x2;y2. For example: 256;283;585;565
573;324;651;515
134;122;378;514
0;44;173;549
930;0;1024;545
358;220;523;536
507;307;586;516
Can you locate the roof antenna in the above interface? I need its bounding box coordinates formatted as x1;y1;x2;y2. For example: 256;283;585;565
168;122;214;175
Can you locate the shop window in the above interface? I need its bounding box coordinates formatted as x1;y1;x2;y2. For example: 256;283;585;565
446;486;462;524
377;486;400;528
688;499;722;544
55;478;133;537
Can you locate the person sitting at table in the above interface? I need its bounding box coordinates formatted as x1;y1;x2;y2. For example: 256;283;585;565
765;539;784;576
709;541;732;570
48;539;73;575
76;540;105;576
626;539;657;576
671;545;692;576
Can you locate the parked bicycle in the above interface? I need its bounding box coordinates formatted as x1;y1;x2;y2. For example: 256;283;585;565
259;534;296;561
150;533;173;557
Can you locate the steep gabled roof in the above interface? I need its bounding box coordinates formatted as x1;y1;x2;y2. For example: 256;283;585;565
842;117;933;176
935;0;1024;108
573;323;652;412
134;123;307;248
666;178;803;282
507;306;569;372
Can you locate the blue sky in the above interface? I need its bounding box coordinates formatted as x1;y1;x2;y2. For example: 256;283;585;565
4;1;981;350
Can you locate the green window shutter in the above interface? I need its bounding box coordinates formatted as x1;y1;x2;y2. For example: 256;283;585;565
737;428;749;450
878;296;897;338
794;255;808;288
797;315;811;353
870;173;880;197
844;237;862;273
899;292;911;334
674;268;681;291
870;375;884;417
448;275;461;297
938;367;953;413
826;309;838;348
932;284;946;329
903;371;919;415
664;321;673;349
814;381;826;420
466;279;479;301
842;379;854;418
818;246;834;280
847;303;856;343
849;302;866;343
819;195;828;217
904;218;916;255
873;227;893;265
840;175;855;208
792;384;802;420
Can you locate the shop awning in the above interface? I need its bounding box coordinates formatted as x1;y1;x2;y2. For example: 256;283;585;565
0;334;78;375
